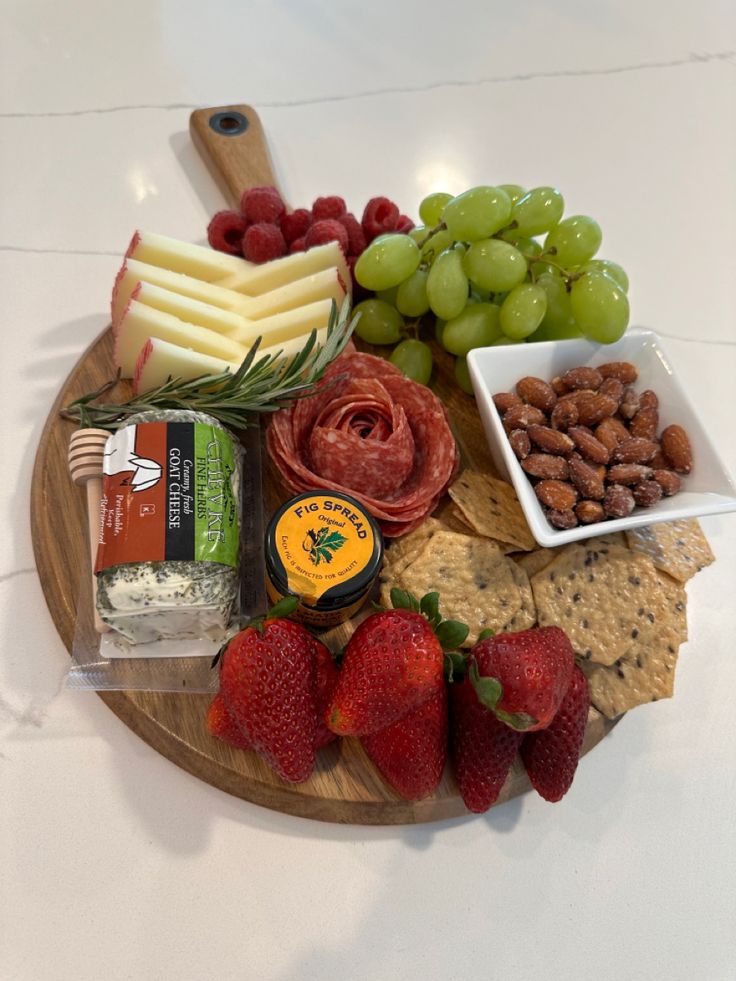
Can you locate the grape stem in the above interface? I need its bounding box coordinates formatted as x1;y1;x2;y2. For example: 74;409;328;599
519;247;584;288
416;222;447;250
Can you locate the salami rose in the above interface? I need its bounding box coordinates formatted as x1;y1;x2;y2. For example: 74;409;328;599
267;352;459;536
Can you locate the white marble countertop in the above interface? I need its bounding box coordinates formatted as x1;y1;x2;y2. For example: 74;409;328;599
2;3;735;979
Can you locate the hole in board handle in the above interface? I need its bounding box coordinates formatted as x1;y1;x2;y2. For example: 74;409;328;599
209;111;249;136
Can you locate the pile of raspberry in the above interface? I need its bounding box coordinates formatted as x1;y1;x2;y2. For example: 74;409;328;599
207;186;414;281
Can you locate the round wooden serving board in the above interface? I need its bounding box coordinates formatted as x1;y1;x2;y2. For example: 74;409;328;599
30;105;616;824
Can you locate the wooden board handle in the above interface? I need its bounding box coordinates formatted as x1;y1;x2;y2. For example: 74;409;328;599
190;105;279;207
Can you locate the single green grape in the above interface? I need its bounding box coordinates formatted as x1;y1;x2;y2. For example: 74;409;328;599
396;268;430;317
570;271;629;343
454;356;475;395
499;284;547;339
352;299;405;345
580;259;629;293
355;233;421;291
375;285;399;305
419;192;453;227
421;227;455;264
463;239;527;292
497;184;527;206
409;226;427;245
533;272;580;340
491;336;525;345
426;248;469;320
511;187;564;236
389;339;433;385
544;215;602;267
442;186;512;241
442;302;502;355
469;286;492;302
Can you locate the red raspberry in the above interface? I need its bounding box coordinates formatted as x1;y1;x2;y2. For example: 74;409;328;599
312;195;347;220
339;212;367;256
240;185;286;224
362;196;400;242
396;214;416;234
207;210;248;255
280;208;312;245
242;223;287;263
304;219;349;255
290;236;306;253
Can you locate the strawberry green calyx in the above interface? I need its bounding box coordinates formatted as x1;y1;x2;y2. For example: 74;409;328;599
468;659;538;732
389;588;470;650
247;594;302;636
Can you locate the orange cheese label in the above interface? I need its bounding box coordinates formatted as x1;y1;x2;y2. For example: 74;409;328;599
272;494;376;601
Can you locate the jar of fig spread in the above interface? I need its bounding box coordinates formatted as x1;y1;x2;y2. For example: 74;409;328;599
264;491;383;628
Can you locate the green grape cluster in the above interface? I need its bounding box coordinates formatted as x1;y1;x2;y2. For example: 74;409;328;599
353;184;630;390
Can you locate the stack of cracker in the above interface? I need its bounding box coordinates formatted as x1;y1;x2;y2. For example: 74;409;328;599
379;469;715;720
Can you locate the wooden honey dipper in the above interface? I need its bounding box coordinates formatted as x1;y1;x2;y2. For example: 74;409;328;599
68;428;111;634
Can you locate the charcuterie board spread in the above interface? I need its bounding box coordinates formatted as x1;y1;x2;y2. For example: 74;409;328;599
31;105;719;824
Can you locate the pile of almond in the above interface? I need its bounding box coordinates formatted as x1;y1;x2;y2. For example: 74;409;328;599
493;361;693;530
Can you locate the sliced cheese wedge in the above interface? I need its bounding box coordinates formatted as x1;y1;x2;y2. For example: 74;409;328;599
229;298;333;347
115;300;246;377
133;327;330;395
126;230;249;282
134;338;235;395
215;241;349;295
112;259;348;332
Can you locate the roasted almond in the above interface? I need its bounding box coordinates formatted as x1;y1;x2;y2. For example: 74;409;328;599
567;426;611;464
547;508;578;529
550;375;570;397
535;479;578;510
612;437;659;464
550;399;579;431
595;416;630;451
629;405;659;440
607;463;653;485
652;469;681;496
633;480;663;507
599;376;624;405
493;392;523;414
639;389;659;411
526;424;575;455
561;366;603;390
503;403;547;432
576;393;618;427
603;484;635;518
516;376;557;413
521;453;570;480
619;386;640;420
650;448;669;470
661;424;693;474
508;428;531;460
575;500;605;524
568;456;605;500
597;361;638;384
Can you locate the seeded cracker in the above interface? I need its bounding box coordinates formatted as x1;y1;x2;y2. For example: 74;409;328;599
385;530;521;646
625;519;715;583
531;542;674;666
514;548;560;579
383;518;445;578
449;470;536;552
580;623;682;718
502;561;537;632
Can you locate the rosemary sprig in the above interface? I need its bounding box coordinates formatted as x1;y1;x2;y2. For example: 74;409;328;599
61;300;356;431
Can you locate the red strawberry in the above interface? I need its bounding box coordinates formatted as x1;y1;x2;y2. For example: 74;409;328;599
206;692;252;750
469;627;575;732
450;679;523;813
521;664;590;802
327;607;445;737
314;640;339;750
362;685;447;801
219;613;317;783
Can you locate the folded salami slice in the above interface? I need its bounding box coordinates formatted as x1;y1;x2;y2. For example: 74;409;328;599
267;352;458;536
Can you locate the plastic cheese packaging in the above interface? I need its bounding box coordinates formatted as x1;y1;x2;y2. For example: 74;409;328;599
93;410;242;644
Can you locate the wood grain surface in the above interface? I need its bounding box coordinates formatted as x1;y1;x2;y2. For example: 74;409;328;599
29;105;617;825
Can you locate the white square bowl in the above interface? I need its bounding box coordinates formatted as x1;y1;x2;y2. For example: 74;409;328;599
467;328;736;547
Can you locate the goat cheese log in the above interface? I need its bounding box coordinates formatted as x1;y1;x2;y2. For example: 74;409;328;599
267;352;459;537
95;410;242;644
